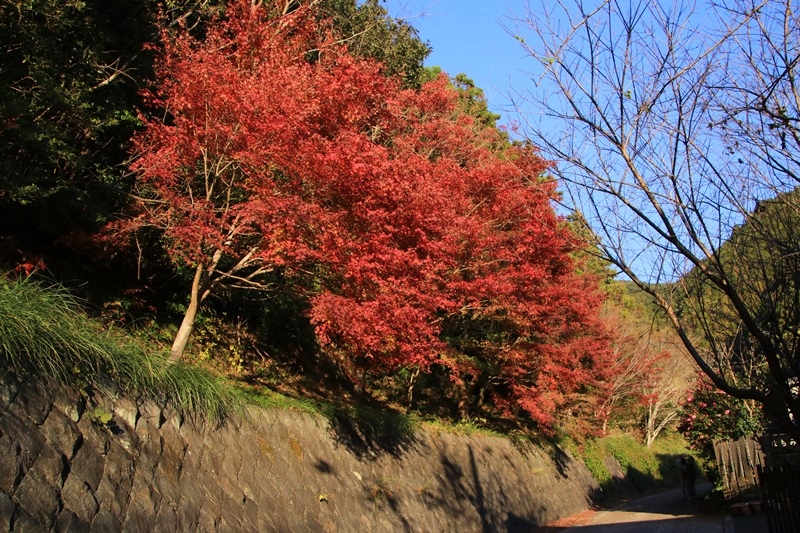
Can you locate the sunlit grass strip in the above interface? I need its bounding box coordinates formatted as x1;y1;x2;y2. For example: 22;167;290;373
0;276;241;422
235;385;321;414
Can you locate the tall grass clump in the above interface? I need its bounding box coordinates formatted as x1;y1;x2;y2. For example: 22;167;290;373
0;277;116;379
160;361;244;421
0;276;241;422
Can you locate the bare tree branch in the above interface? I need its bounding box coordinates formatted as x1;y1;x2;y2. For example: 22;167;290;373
512;0;800;437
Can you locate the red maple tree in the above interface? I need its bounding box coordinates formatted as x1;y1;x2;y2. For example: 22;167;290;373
110;0;615;430
111;2;398;360
306;75;615;427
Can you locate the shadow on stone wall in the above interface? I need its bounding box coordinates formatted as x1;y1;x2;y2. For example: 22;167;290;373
319;403;418;459
0;371;604;532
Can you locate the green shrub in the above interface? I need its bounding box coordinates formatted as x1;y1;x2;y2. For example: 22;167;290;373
578;432;695;501
604;435;661;491
582;440;612;486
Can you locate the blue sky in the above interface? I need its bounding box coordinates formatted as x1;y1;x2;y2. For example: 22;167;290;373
381;1;535;129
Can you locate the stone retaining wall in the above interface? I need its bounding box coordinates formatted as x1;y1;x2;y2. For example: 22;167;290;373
0;373;602;531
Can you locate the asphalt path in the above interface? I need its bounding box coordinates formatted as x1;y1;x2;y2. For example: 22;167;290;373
564;483;724;533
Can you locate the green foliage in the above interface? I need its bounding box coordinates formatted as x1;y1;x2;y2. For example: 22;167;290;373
418;69;508;136
604;435;661;490
451;73;502;130
420;65;443;84
619;282;670;323
317;0;431;87
650;429;705;481
0;0;154;241
88;406;114;427
675;188;800;428
576;432;696;500
0;276;241;422
678;377;764;465
566;212;616;282
581;440;612;486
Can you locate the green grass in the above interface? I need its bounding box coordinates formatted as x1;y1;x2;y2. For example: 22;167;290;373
420;416;507;438
0;276;242;422
582;439;613;486
605;434;662;490
571;430;696;501
235;385;322;414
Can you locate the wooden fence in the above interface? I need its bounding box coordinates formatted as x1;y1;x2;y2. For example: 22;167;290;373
714;434;800;532
713;435;764;499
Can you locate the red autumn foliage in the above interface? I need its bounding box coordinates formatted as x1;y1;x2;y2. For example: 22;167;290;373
107;0;615;429
14;259;46;278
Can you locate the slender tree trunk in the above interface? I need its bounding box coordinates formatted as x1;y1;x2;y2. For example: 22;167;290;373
170;264;205;361
645;401;659;448
406;366;421;412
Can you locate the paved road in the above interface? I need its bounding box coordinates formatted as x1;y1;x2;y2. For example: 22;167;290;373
565;484;723;533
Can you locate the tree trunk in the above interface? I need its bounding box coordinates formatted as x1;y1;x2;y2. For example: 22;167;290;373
406;366;421;412
170;264;206;361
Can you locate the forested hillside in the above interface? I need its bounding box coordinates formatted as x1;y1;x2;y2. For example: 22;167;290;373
1;0;728;449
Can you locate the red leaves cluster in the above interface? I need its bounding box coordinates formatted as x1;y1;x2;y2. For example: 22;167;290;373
118;0;613;429
14;259;46;278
